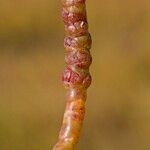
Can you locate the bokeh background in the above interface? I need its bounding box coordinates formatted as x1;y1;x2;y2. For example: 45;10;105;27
0;0;150;150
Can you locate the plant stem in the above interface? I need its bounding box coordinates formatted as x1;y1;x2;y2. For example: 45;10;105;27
53;0;92;149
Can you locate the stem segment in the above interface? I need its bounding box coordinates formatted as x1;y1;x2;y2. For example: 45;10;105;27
53;0;92;149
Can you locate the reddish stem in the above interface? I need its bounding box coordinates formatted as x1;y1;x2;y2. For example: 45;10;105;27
53;0;92;149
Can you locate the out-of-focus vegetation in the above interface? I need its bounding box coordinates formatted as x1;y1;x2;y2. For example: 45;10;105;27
0;0;150;150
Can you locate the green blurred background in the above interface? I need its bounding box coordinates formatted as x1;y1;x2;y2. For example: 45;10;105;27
0;0;150;150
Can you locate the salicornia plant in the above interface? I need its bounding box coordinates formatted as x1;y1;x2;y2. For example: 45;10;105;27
53;0;92;149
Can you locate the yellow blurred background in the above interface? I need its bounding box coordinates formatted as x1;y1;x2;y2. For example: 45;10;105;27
0;0;150;150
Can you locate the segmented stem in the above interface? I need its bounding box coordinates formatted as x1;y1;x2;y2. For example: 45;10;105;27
53;0;92;149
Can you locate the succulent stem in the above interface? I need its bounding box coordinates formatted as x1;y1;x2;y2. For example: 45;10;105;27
53;0;92;149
